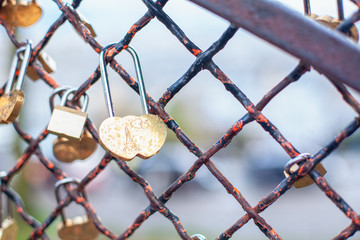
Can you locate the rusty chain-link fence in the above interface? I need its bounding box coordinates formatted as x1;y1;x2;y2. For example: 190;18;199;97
1;0;360;239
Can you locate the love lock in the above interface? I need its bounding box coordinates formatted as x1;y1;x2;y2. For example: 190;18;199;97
0;172;18;240
0;40;31;124
0;0;42;28
53;129;97;163
48;87;97;162
55;178;99;240
284;153;327;188
47;88;89;140
98;44;167;161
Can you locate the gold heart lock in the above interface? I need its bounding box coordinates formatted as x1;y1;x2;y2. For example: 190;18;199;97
99;44;167;161
0;90;24;124
99;115;167;161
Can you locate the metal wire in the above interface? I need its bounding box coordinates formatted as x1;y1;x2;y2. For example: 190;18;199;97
0;0;360;239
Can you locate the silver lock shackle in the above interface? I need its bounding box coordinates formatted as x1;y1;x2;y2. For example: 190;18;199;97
55;177;88;224
60;88;89;112
5;40;32;94
49;86;71;111
99;43;149;118
0;171;12;228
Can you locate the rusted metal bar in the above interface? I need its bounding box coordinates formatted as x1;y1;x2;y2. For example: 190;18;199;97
187;0;360;92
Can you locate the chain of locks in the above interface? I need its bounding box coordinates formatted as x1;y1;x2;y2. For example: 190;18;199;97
0;0;360;239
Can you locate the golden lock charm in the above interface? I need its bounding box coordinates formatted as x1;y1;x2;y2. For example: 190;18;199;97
0;40;31;124
99;44;167;161
53;129;97;163
0;172;18;240
55;178;99;240
48;88;97;162
47;88;89;140
0;0;42;28
284;153;327;188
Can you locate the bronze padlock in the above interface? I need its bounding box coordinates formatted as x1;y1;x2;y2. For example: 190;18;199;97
0;172;18;240
26;51;57;81
53;129;97;163
0;40;31;124
311;14;359;42
0;0;42;28
98;44;167;161
284;153;327;188
55;178;99;240
47;88;89;140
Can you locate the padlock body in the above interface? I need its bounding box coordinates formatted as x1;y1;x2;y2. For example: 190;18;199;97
284;162;327;188
57;216;99;240
0;218;18;240
53;137;79;162
53;130;97;162
0;90;25;124
47;105;88;140
99;114;167;161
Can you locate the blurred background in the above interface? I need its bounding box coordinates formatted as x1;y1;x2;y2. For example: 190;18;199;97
1;0;360;239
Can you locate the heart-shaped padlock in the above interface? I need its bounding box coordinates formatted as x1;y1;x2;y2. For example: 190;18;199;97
53;129;97;163
0;0;42;28
0;40;31;124
98;44;167;161
55;178;99;240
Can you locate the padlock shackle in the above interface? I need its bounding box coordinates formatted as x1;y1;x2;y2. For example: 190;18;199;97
5;40;32;94
0;171;11;228
54;178;88;224
100;43;149;118
60;88;89;112
125;46;149;115
49;86;71;111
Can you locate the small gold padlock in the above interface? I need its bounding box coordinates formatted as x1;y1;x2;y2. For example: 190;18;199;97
284;153;327;188
0;40;31;124
311;14;359;42
26;51;57;81
0;172;18;240
98;44;167;161
55;178;99;240
0;0;42;28
53;129;97;163
191;234;207;240
47;88;89;140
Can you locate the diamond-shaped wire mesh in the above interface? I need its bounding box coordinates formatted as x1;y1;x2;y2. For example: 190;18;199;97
0;0;360;239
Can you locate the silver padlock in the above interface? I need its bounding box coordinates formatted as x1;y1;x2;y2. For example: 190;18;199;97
0;172;18;240
47;88;89;140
